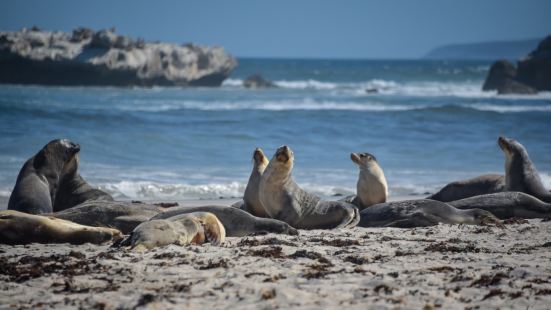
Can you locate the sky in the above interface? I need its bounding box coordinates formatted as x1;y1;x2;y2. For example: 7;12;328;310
1;0;550;59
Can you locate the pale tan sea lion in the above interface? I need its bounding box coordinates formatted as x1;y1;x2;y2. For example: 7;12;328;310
259;145;359;229
126;212;225;251
349;152;388;210
0;210;122;245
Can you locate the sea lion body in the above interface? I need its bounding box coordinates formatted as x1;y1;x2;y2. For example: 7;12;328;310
53;153;113;212
449;192;551;219
8;139;81;214
127;212;225;251
499;136;551;203
152;205;298;237
0;210;122;245
259;146;359;229
240;148;270;217
427;174;505;202
358;199;500;228
52;200;164;234
349;152;388;210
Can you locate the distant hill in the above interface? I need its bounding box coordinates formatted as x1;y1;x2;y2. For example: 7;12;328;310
423;38;541;60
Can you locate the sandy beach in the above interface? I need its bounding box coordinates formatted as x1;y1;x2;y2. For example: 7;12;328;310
1;216;550;309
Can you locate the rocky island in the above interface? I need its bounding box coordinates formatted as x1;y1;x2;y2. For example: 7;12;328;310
0;27;237;87
483;35;551;94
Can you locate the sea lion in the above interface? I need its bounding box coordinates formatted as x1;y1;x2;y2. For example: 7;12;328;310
348;152;388;210
238;147;270;217
51;200;165;234
0;210;122;245
358;199;500;228
8;139;81;214
259;145;360;229
449;192;551;219
152;205;298;237
427;174;505;202
53;152;113;212
126;212;225;251
498;136;551;203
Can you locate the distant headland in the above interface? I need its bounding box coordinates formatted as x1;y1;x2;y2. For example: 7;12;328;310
0;27;237;87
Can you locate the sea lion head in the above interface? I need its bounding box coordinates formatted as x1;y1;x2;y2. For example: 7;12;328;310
252;147;269;169
498;136;525;158
350;152;378;169
274;145;294;164
34;139;81;174
467;209;502;226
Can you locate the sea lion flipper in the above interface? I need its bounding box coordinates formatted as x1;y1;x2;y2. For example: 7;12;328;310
193;212;226;246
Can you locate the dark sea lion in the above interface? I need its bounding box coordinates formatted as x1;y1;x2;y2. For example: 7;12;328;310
449;192;551;219
53;152;113;212
126;212;225;251
0;210;122;245
8;139;81;214
259;145;360;229
426;174;505;202
52;200;164;234
498;136;551;203
348;152;388;210
152;205;298;237
358;199;500;228
239;147;270;217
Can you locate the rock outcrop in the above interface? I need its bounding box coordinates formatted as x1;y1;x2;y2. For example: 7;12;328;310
483;35;551;94
243;74;276;88
0;27;237;87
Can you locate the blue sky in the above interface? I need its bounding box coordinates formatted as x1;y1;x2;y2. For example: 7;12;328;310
1;0;550;59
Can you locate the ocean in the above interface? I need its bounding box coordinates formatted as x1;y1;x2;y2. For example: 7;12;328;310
1;58;550;204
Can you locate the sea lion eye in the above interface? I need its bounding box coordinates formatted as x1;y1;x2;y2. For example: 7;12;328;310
360;154;367;158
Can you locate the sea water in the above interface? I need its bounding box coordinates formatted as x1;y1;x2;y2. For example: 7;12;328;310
1;59;550;203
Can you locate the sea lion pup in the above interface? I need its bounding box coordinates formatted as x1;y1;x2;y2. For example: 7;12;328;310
0;210;122;245
349;152;388;210
51;200;165;234
259;145;360;229
53;152;113;212
427;174;505;202
238;147;270;217
126;212;225;251
358;199;500;228
449;192;551;219
498;136;551;203
8;139;81;214
152;205;298;237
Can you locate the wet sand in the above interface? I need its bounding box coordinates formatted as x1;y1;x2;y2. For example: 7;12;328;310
1;219;550;309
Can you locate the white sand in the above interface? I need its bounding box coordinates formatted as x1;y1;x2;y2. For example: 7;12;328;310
1;219;550;309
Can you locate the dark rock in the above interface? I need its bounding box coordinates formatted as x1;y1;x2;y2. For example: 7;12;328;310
243;74;276;88
0;27;237;87
483;35;551;94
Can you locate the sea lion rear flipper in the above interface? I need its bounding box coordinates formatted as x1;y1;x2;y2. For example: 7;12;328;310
113;215;153;234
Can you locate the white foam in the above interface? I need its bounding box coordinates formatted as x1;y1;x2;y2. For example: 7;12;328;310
466;104;551;113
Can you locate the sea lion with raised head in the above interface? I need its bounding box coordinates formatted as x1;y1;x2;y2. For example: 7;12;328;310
8;139;81;214
358;199;500;228
498;136;551;203
449;192;551;219
0;210;122;245
259;145;360;229
52;200;165;234
125;212;225;251
152;205;298;237
53;152;113;212
348;152;388;210
240;148;270;217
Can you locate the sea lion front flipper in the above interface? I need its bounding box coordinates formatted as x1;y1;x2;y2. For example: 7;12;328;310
192;212;226;246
